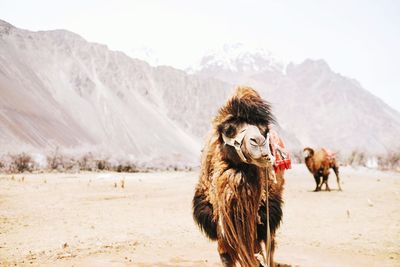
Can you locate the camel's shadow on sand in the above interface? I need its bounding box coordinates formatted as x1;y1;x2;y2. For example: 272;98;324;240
307;188;343;192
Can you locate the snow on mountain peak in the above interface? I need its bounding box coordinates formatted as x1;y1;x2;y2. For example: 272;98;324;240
190;43;284;74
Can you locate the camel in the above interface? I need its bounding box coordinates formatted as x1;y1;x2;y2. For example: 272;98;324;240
303;147;342;191
192;86;291;267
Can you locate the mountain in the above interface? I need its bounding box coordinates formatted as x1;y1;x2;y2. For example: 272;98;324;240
1;21;399;168
0;20;232;167
191;43;400;155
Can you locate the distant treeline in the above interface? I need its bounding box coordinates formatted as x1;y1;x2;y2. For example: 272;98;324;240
0;150;399;174
344;150;400;171
0;151;194;174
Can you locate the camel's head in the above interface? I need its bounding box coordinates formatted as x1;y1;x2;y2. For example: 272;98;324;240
303;147;315;159
219;122;275;167
214;86;276;168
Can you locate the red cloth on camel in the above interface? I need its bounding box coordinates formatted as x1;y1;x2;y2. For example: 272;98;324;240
321;148;336;160
269;128;291;172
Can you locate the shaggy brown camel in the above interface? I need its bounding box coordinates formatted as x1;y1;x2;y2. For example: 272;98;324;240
303;147;342;191
192;86;291;267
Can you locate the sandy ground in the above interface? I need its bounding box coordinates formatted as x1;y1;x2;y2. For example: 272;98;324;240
0;165;399;267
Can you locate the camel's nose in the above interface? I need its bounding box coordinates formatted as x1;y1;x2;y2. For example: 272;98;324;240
246;126;266;147
249;135;266;146
261;149;270;158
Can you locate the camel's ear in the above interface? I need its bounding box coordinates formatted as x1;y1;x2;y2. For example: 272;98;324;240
303;147;314;157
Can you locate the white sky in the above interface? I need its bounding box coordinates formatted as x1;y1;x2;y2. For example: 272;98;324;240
1;0;399;111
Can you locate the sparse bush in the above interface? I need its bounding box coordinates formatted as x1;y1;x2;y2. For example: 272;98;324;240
11;153;35;173
97;160;106;170
346;150;367;166
347;151;356;165
96;159;111;171
47;147;62;171
46;151;117;172
378;152;400;171
387;153;400;169
115;163;138;173
46;148;82;172
62;157;80;172
78;153;96;171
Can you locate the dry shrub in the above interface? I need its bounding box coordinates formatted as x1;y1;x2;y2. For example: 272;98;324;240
115;162;138;173
47;150;114;172
45;150;118;172
11;153;35;173
346;150;367;166
378;152;400;171
47;151;79;172
0;155;13;173
78;153;97;171
344;150;400;171
96;159;111;171
47;153;64;171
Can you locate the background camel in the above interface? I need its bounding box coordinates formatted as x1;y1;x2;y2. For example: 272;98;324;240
192;86;290;267
303;147;342;191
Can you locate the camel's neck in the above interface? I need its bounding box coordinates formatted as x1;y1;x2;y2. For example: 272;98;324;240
230;164;261;185
305;156;314;172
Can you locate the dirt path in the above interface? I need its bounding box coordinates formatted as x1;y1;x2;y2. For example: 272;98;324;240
0;165;399;266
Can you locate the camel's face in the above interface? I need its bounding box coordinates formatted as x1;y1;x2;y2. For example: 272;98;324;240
303;147;314;159
303;150;311;158
220;122;274;167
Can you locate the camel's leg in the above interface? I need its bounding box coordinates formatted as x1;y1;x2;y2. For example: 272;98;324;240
219;253;235;267
322;175;330;191
257;198;283;267
256;240;276;267
269;237;276;267
313;174;321;191
218;239;235;267
332;165;342;191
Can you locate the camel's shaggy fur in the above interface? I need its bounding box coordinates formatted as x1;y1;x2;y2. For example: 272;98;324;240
303;147;342;191
192;86;286;267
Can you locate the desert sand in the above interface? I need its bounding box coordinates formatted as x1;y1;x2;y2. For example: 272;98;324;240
0;165;399;267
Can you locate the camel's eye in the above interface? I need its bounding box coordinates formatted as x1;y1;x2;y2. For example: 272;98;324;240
220;123;237;138
249;138;258;147
225;125;236;137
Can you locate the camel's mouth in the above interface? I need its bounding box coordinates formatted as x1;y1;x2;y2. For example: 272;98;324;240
248;151;275;168
253;154;275;167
